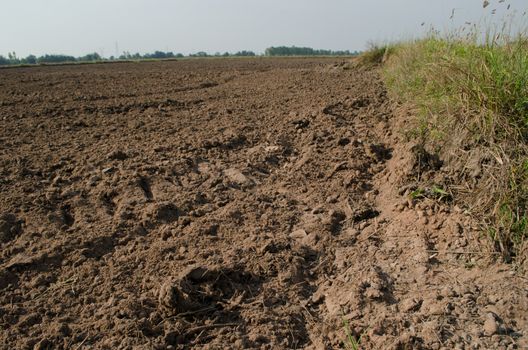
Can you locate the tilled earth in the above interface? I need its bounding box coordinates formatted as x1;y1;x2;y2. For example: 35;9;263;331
0;58;527;349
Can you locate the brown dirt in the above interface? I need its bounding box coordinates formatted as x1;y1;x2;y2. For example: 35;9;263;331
0;58;526;349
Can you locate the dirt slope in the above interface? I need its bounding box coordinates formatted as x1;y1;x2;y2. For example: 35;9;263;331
0;58;526;349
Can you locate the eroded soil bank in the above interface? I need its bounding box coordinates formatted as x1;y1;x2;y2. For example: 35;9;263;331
0;58;526;349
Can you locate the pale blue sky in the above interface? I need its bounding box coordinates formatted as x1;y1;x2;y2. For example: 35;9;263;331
0;0;526;57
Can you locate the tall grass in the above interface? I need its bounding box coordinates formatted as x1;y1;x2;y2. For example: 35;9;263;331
374;23;528;258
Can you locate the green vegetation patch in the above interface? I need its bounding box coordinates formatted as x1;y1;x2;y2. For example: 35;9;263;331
373;29;528;258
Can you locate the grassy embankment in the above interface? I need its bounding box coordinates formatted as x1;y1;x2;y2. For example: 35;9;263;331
364;28;528;259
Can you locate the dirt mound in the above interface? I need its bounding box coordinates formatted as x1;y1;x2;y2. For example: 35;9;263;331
0;58;526;349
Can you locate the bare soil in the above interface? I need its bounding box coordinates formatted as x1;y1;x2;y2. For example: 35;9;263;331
0;58;526;349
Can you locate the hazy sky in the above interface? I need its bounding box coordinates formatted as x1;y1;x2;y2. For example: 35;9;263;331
1;0;526;57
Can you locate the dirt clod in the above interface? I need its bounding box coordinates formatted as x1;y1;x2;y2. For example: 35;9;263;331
158;279;192;314
483;313;500;336
107;150;128;161
0;213;22;243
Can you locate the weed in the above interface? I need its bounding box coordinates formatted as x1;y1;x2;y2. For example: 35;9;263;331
341;316;364;350
358;42;395;66
409;185;451;201
410;188;426;200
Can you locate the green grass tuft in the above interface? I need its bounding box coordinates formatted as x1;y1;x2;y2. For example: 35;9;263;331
358;43;395;66
341;316;362;350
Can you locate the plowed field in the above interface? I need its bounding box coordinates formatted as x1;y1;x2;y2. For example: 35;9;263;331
1;58;526;349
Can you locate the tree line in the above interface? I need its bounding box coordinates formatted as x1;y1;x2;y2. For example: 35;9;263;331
0;47;358;66
0;52;104;65
264;46;358;56
0;50;256;66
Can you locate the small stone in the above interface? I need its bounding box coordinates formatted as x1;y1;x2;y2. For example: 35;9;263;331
343;227;359;238
224;168;253;187
401;298;422;313
455;285;470;296
264;145;280;153
102;167;115;174
311;289;325;304
483;313;499;336
326;195;339;203
440;287;455;298
301;232;320;247
428;303;445;316
290;229;308;240
234;339;246;348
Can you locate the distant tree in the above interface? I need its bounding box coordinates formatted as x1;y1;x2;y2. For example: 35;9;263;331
7;52;20;64
145;51;169;59
159;51;175;58
0;55;9;65
37;54;77;64
118;51;181;60
2;48;263;66
119;51;131;60
190;51;209;57
24;55;37;64
234;50;256;56
265;46;355;57
79;52;101;61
